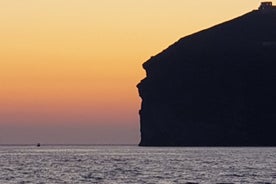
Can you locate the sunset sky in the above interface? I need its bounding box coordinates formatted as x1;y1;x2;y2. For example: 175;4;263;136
0;0;270;144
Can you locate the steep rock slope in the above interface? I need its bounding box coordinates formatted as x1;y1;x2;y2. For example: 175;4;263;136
137;9;276;146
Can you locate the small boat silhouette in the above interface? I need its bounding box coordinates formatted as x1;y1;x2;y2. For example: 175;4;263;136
36;143;41;147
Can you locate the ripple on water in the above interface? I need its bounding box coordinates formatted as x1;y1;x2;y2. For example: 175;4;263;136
0;146;275;184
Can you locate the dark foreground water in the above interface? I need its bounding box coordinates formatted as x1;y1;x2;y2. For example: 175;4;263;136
0;146;275;184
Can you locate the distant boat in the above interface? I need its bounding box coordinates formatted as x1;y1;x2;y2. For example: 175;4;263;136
36;143;41;147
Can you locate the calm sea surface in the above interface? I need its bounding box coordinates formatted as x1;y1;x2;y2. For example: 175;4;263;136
0;146;275;184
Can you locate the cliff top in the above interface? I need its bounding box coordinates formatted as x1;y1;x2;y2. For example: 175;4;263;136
143;3;276;70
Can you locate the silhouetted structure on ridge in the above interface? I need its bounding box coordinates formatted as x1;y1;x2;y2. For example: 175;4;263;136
259;1;276;11
137;3;276;146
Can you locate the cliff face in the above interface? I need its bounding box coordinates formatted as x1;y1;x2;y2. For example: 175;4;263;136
137;10;276;146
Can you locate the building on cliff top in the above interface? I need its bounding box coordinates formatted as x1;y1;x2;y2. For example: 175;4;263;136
259;2;276;11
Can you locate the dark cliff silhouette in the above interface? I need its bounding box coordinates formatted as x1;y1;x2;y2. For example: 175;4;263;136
137;4;276;146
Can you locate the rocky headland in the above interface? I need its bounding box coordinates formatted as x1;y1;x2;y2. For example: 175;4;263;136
137;4;276;146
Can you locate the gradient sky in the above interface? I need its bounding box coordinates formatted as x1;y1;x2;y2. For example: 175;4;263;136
0;0;271;144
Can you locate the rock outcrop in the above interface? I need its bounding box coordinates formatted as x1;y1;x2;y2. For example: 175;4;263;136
137;8;276;146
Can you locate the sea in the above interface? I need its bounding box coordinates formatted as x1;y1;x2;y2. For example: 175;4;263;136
0;146;275;184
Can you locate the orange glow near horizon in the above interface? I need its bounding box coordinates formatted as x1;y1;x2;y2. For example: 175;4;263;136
0;0;271;144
